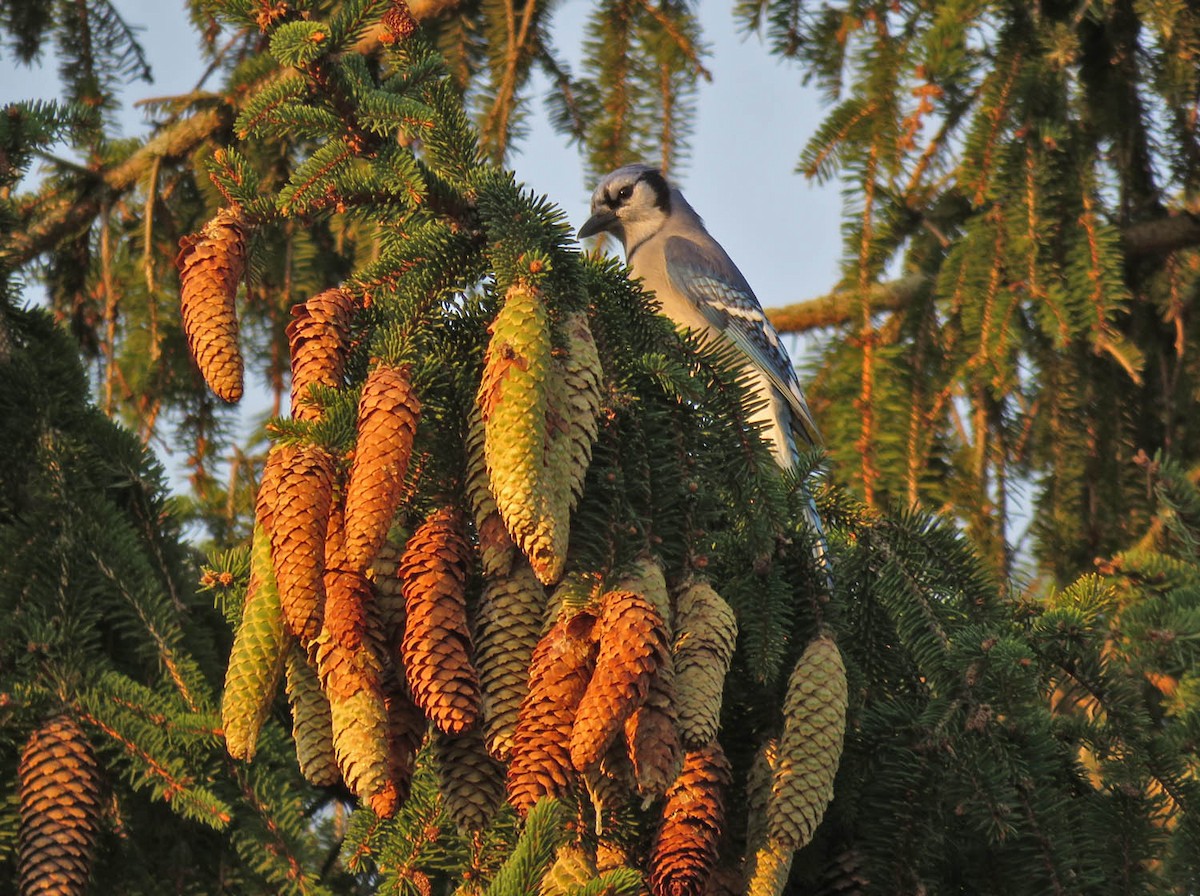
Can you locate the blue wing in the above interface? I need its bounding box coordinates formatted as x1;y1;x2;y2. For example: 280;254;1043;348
663;235;822;448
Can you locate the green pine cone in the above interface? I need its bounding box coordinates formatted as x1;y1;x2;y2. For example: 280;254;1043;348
222;523;288;761
767;633;848;849
478;281;565;584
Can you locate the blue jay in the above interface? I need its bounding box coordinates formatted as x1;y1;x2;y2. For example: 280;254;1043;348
578;164;832;586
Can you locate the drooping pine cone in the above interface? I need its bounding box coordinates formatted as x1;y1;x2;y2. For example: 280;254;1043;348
745;738;779;856
539;845;598;896
478;281;566;584
615;554;672;626
18;714;102;896
745;841;794;896
434;727;506;832
176;207;247;402
284;645;340;787
544;310;602;523
314;631;398;817
464;403;515;577
571;589;668;771
673;580;738;748
474;557;545;760
223;524;288;761
262;442;335;644
507;611;598;815
625;648;681;800
343;363;420;572
768;632;848;850
287;287;355;421
383;678;427;806
367;533;408;655
399;506;480;734
648;743;731;896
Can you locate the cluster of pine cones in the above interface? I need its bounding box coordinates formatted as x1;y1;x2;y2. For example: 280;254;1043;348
170;207;849;896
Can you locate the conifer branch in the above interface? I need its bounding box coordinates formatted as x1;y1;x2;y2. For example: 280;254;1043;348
768;214;1200;335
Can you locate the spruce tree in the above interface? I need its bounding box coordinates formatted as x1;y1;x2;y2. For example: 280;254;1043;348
3;2;1198;894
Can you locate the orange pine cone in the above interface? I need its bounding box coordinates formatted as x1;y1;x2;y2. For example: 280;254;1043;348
648;744;731;896
507;611;598;815
313;632;398;816
287;287;355;421
570;590;668;771
264;442;335;644
626;649;682;800
176;207;248;402
343;364;421;573
399;507;480;735
18;714;102;896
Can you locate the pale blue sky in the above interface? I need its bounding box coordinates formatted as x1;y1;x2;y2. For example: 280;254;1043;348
1;1;845;308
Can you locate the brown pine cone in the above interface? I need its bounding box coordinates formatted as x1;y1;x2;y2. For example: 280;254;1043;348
284;646;341;787
263;442;335;645
507;611;598;815
474;558;545;760
344;363;421;573
465;403;515;577
399;507;480;735
367;534;408;656
18;714;102;896
570;589;668;771
648;744;732;896
287;287;355;421
625;648;681;800
434;727;506;832
176;207;247;402
383;679;427;806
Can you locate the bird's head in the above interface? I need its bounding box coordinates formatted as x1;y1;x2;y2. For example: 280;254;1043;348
578;164;672;249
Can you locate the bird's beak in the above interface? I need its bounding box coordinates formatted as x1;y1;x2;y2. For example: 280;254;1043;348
578;209;617;240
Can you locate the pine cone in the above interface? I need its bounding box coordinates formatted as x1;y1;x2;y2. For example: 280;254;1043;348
478;281;565;584
263;442;335;644
223;524;288;761
287;287;354;421
544;310;602;524
571;590;668;771
383;680;427;805
615;554;672;626
18;714;102;896
434;728;506;832
176;207;247;402
367;533;408;656
539;845;597;896
344;363;420;572
625;649;681;800
744;739;778;856
745;841;794;896
465;403;515;577
507;611;598;815
474;557;545;760
768;633;848;850
284;645;340;787
673;580;738;748
399;507;481;735
315;631;398;817
648;743;731;896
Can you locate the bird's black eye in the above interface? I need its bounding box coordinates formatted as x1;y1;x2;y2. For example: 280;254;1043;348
616;185;633;202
